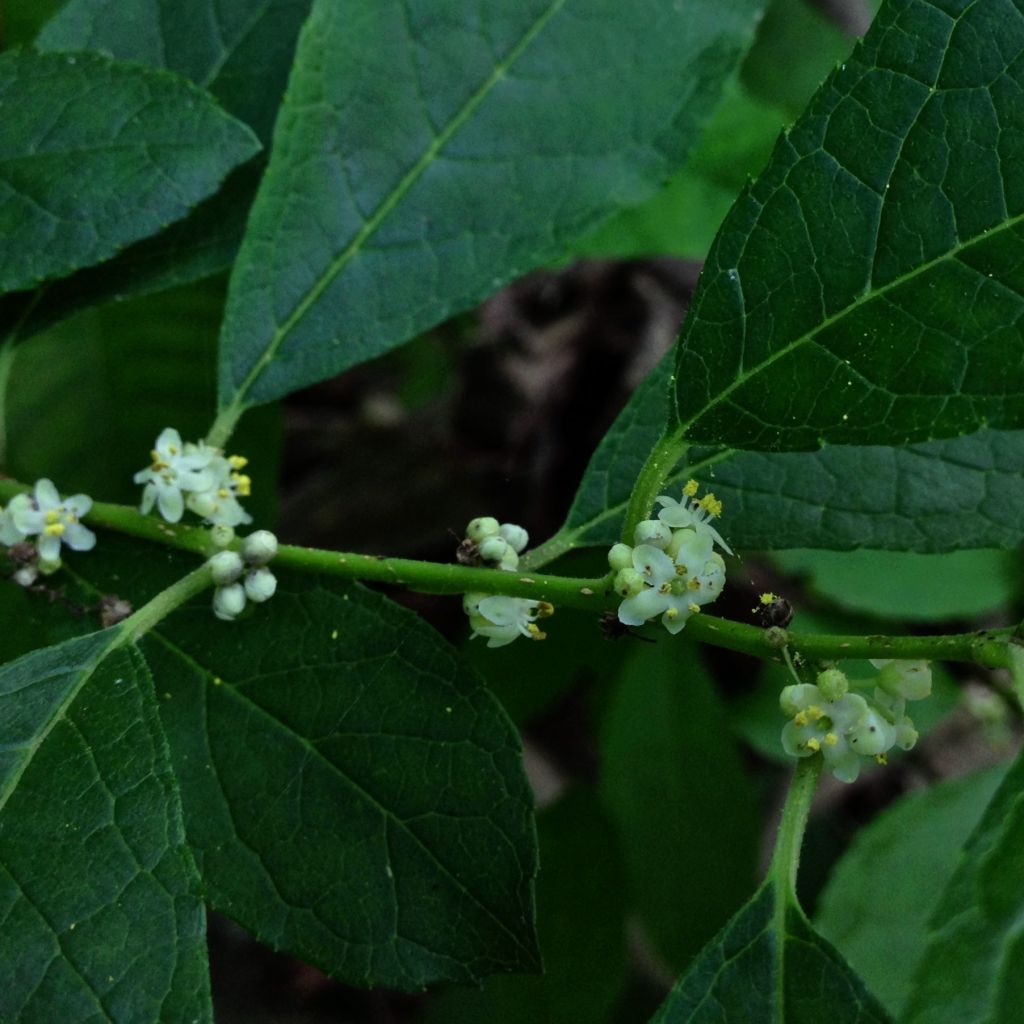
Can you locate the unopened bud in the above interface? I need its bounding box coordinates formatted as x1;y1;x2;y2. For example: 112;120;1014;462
816;669;849;702
479;536;511;563
210;524;235;549
241;529;278;566
633;519;672;549
466;517;500;543
209;550;244;585
244;567;277;602
608;543;634;572
614;567;645;597
213;583;246;621
498;522;529;554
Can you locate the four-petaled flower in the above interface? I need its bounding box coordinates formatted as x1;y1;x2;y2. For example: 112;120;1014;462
464;593;551;648
0;479;96;564
134;428;216;522
656;479;733;555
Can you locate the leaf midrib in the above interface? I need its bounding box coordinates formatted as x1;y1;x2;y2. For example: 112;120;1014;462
677;208;1024;438
221;0;568;412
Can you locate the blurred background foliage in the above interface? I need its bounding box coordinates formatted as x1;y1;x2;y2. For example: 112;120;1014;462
2;0;1019;1021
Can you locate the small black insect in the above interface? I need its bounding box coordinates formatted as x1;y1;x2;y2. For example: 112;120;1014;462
599;611;656;642
756;592;794;629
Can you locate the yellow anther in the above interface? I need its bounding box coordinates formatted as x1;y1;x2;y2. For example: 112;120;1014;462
875;753;888;765
526;623;547;641
537;601;555;618
44;523;65;537
699;493;723;517
675;563;688;575
687;578;701;590
805;737;821;752
794;711;809;727
683;479;699;497
824;732;839;747
218;488;229;499
665;606;679;620
150;449;161;462
807;705;824;721
659;582;672;594
228;455;249;469
168;444;179;455
45;509;60;525
688;602;701;614
760;592;777;605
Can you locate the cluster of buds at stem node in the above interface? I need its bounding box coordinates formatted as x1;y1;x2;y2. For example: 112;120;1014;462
209;530;280;621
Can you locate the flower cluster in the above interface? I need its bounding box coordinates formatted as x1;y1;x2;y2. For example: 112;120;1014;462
461;516;552;647
208;530;279;621
134;428;252;527
0;478;96;582
610;479;729;634
780;661;931;782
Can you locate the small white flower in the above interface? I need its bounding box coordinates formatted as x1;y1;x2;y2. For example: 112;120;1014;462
134;428;215;522
464;592;551;648
5;479;96;565
186;453;253;527
656;479;733;555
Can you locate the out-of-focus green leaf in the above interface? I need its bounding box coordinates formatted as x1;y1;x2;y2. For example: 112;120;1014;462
1;0;64;47
0;630;212;1022
576;82;785;260
772;549;1018;622
650;881;890;1023
900;746;1024;1024
215;0;766;415
672;0;1024;450
0;49;258;295
600;638;760;967
816;766;1008;1018
423;789;628;1024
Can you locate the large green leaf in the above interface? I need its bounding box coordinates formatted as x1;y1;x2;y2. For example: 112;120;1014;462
215;0;766;415
142;572;539;990
600;638;760;968
900;747;1024;1024
0;630;212;1023
671;0;1024;450
538;353;1024;564
650;882;891;1023
38;0;314;144
0;49;258;295
815;766;1007;1018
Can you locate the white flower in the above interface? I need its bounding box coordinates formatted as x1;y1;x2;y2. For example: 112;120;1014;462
134;428;216;522
656;479;733;555
186;453;253;527
617;536;724;635
4;479;96;564
464;592;551;648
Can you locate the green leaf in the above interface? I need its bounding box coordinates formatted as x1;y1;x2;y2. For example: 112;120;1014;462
2;0;65;47
772;549;1018;621
650;881;891;1023
423;789;628;1024
900;746;1024;1024
215;0;766;416
815;766;1007;1018
600;638;760;968
0;49;258;295
142;573;539;990
38;0;314;145
0;630;212;1022
672;0;1024;450
544;353;1024;562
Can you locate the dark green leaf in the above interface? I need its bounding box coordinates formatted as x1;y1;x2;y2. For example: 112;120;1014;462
0;630;211;1022
423;789;628;1024
672;0;1024;450
651;882;890;1024
0;49;258;295
900;747;1024;1024
143;574;539;990
1;0;65;48
815;766;1007;1018
600;638;760;968
215;0;765;413
543;354;1024;562
38;0;314;144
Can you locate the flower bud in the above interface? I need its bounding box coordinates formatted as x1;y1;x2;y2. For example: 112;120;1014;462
779;684;818;718
209;550;244;585
633;519;672;549
498;549;520;572
816;668;849;701
613;567;645;597
874;659;932;701
895;719;919;751
213;583;246;621
244;567;278;603
13;566;38;587
607;543;634;572
478;536;511;563
241;529;279;566
210;524;235;549
466;517;500;543
499;522;529;554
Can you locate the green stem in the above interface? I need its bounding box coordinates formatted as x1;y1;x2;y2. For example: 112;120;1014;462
620;428;688;543
205;403;242;449
769;757;821;898
117;562;215;645
1;477;1018;667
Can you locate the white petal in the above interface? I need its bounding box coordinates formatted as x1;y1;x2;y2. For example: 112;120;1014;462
0;512;26;545
139;483;157;515
631;544;675;584
618;588;669;626
37;533;61;562
64;523;96;551
478;595;526;627
34;478;60;509
661;607;691;634
64;494;92;517
157;484;184;523
156;427;183;456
